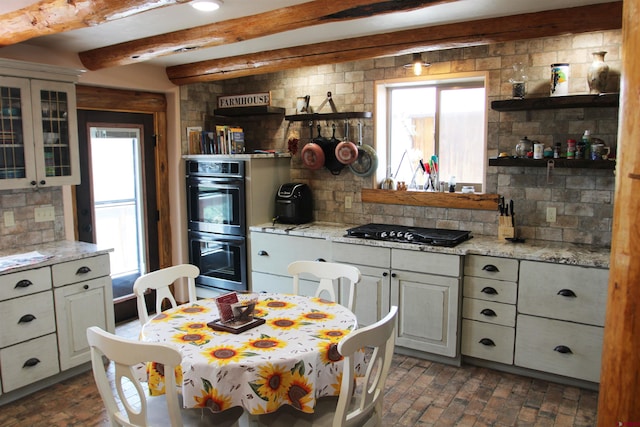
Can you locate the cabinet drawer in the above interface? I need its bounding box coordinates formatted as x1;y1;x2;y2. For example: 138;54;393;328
462;298;515;327
391;249;461;277
463;276;517;304
251;272;292;294
515;315;603;383
0;334;59;392
464;255;518;281
461;319;514;364
250;233;330;276
51;254;110;287
333;243;390;268
0;267;51;301
0;292;56;347
519;261;608;326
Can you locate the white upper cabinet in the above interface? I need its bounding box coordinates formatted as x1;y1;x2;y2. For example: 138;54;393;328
0;59;80;189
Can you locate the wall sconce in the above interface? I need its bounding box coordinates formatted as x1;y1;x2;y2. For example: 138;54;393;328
191;0;223;11
404;53;431;76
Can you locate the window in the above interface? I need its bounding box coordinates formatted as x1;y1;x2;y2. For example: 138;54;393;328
375;73;487;192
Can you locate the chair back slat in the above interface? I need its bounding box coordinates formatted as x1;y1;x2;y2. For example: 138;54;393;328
288;260;361;311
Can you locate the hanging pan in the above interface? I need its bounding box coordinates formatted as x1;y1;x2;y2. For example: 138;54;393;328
322;123;345;175
335;120;359;165
349;122;378;177
301;122;325;170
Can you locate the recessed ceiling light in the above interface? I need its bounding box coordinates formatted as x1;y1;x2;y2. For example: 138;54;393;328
191;0;223;12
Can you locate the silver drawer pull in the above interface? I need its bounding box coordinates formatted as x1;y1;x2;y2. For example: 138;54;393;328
15;279;33;288
23;358;41;368
76;266;92;275
482;264;499;272
557;289;577;297
553;345;573;354
480;308;497;317
481;287;498;295
479;338;496;346
18;314;36;323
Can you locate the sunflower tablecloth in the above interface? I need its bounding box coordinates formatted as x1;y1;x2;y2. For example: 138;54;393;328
141;293;363;415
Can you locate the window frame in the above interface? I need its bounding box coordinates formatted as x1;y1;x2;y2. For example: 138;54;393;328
374;71;489;193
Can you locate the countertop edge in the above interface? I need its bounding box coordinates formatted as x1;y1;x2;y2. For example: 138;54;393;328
250;222;611;269
0;240;113;275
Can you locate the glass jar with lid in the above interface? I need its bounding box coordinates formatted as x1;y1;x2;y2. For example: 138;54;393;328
515;136;533;158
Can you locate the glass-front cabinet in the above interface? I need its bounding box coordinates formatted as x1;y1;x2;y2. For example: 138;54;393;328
0;64;79;190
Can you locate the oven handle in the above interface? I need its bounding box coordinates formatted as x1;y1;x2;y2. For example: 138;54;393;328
188;177;244;188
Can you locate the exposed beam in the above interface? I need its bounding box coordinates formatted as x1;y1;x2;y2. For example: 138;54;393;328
0;0;190;47
78;0;457;70
166;1;622;85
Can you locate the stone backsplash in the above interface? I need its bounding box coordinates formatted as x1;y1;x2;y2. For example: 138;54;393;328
0;187;65;251
181;30;620;247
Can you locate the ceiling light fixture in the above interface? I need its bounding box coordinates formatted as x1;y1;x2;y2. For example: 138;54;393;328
191;0;223;12
404;53;431;76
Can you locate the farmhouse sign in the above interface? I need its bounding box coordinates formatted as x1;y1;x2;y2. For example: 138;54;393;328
217;92;271;109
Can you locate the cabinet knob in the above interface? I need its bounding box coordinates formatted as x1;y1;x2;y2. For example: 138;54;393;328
257;250;269;256
76;266;92;275
15;279;33;288
557;289;577;297
480;308;497;317
39;180;46;186
482;264;499;272
553;345;573;354
315;258;326;262
83;284;89;290
481;287;498;295
383;272;388;277
479;338;496;346
23;358;41;368
30;180;37;186
19;314;36;323
391;272;397;278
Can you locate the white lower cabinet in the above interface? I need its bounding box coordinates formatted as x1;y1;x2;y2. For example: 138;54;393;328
250;232;331;295
333;243;391;328
391;249;462;358
0;248;113;401
513;260;608;383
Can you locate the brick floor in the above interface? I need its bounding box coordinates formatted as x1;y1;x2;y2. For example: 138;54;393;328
0;320;599;426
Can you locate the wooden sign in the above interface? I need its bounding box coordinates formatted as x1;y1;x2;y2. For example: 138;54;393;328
217;92;270;109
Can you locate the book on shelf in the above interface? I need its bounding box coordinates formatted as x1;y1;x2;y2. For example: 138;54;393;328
229;127;244;154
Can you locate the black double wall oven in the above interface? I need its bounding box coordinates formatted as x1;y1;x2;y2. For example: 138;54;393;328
186;160;248;294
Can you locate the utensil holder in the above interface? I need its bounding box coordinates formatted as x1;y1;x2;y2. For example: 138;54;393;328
498;215;515;240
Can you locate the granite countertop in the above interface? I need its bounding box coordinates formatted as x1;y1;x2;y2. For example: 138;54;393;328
0;240;113;276
250;222;611;269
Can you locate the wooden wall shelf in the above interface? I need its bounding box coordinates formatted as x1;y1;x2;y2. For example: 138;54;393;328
489;157;616;169
491;93;619;111
361;188;499;211
213;106;285;116
285;111;372;122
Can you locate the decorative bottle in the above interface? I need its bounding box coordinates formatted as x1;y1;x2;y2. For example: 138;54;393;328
381;166;395;190
587;51;609;94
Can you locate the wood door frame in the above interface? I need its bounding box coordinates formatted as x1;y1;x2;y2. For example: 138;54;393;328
75;85;171;268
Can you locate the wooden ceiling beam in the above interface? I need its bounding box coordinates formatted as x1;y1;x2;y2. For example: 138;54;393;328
78;0;457;71
0;0;190;47
166;1;622;85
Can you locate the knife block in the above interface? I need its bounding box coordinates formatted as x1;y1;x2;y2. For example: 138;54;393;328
498;215;515;240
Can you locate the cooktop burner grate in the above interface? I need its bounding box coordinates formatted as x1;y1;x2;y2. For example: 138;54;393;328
345;223;472;247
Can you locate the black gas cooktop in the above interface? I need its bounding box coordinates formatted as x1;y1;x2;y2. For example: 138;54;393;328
346;223;472;247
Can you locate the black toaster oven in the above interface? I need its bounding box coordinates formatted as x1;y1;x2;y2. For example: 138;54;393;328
274;183;313;224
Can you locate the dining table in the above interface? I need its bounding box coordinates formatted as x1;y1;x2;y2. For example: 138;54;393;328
140;292;364;421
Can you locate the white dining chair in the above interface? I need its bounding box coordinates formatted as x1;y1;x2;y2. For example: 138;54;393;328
257;305;398;427
87;326;242;427
287;260;361;311
133;264;199;326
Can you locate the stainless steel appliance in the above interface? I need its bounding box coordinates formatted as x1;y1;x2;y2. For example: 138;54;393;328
346;223;472;247
186;160;248;293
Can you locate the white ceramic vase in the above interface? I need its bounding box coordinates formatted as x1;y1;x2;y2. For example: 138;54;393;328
587;51;609;94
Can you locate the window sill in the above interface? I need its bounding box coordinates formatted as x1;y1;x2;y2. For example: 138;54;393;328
361;188;499;210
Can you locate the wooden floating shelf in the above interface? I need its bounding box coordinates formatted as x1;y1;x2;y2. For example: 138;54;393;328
285;111;372;121
213;106;285;116
361;188;499;211
491;93;619;111
489;157;616;169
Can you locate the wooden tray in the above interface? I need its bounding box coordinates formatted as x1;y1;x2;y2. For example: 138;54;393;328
207;317;265;334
